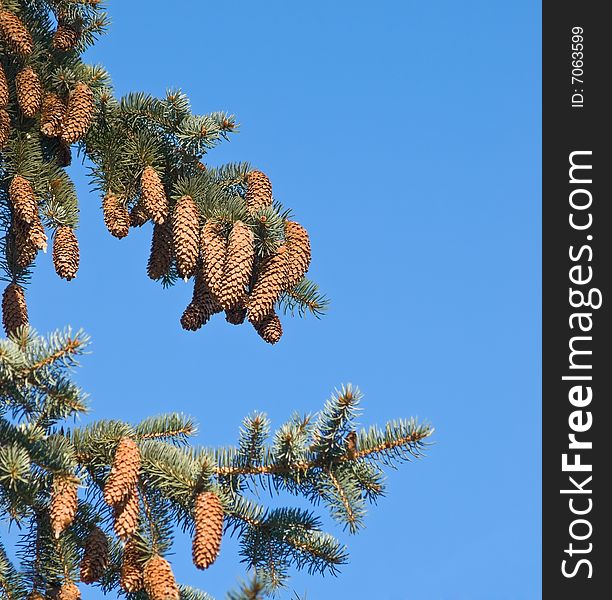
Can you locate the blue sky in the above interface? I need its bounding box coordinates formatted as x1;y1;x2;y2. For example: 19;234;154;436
26;1;541;598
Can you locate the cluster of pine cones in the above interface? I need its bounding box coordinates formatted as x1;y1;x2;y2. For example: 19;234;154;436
41;436;225;600
1;8;94;337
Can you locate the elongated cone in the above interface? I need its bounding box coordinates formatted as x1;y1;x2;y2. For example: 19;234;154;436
2;282;28;336
53;226;79;280
225;304;247;325
113;486;139;541
143;555;180;600
0;10;33;56
11;220;38;270
53;24;79;50
219;221;254;311
61;82;94;144
57;141;71;167
147;221;173;280
172;195;199;280
57;582;80;600
16;68;42;118
283;221;311;289
192;491;224;570
180;268;222;331
140;166;168;224
120;540;144;592
252;311;283;344
29;212;48;251
201;221;226;299
0;108;9;148
80;526;109;584
9;175;37;224
245;170;272;213
104;437;141;505
130;202;148;227
50;475;78;538
0;64;8;107
41;93;65;137
247;246;288;323
102;193;129;239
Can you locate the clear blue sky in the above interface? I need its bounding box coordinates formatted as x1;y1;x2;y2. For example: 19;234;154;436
27;1;541;598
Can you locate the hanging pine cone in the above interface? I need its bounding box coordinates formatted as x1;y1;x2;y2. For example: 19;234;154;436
113;486;139;541
0;108;9;148
102;193;129;239
192;491;224;570
120;540;144;593
130;202;149;227
57;141;72;167
104;437;141;506
61;82;94;144
0;10;33;56
9;175;37;224
140;166;168;224
40;93;66;138
57;582;80;600
11;219;39;270
247;246;288;324
2;282;28;336
172;195;199;280
79;526;109;584
29;213;48;252
225;304;247;325
53;226;79;281
245;170;273;213
0;64;8;107
52;24;80;51
283;221;311;289
49;475;78;538
201;221;226;299
219;221;254;311
252;311;283;344
147;221;173;280
180;269;221;331
15;67;42;118
143;555;180;600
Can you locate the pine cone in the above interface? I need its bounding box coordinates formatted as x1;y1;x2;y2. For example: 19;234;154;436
61;82;94;144
53;24;79;51
120;539;144;592
104;437;141;506
27;592;45;600
15;67;42;118
41;93;66;138
147;221;173;280
49;475;78;538
252;311;283;345
102;193;129;239
245;170;273;213
2;282;28;336
140;166;168;224
130;202;149;227
57;141;72;167
219;221;254;311
0;64;8;107
201;221;227;299
0;108;10;148
113;486;139;541
53;226;80;281
172;195;199;280
143;555;180;600
192;491;224;570
28;212;48;251
11;219;39;270
80;526;109;584
57;582;80;600
283;221;311;289
247;246;288;323
225;304;247;325
0;10;33;56
180;269;221;331
9;175;37;224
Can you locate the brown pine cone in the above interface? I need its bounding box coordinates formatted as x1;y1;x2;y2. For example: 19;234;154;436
0;10;33;56
104;437;141;506
28;212;48;251
79;526;109;584
245;170;273;213
130;202;149;227
2;282;28;336
147;221;173;280
143;555;180;600
140;166;168;224
113;486;139;541
180;269;221;331
172;195;199;280
225;304;247;325
0;63;8;107
41;93;66;138
15;67;42;118
11;219;39;270
0;108;10;148
52;24;80;51
201;221;227;299
192;491;224;570
53;226;80;281
247;246;288;323
61;82;94;144
219;221;254;311
57;582;80;600
50;475;78;539
252;311;283;345
9;175;37;224
120;539;144;592
283;221;311;289
102;193;129;239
